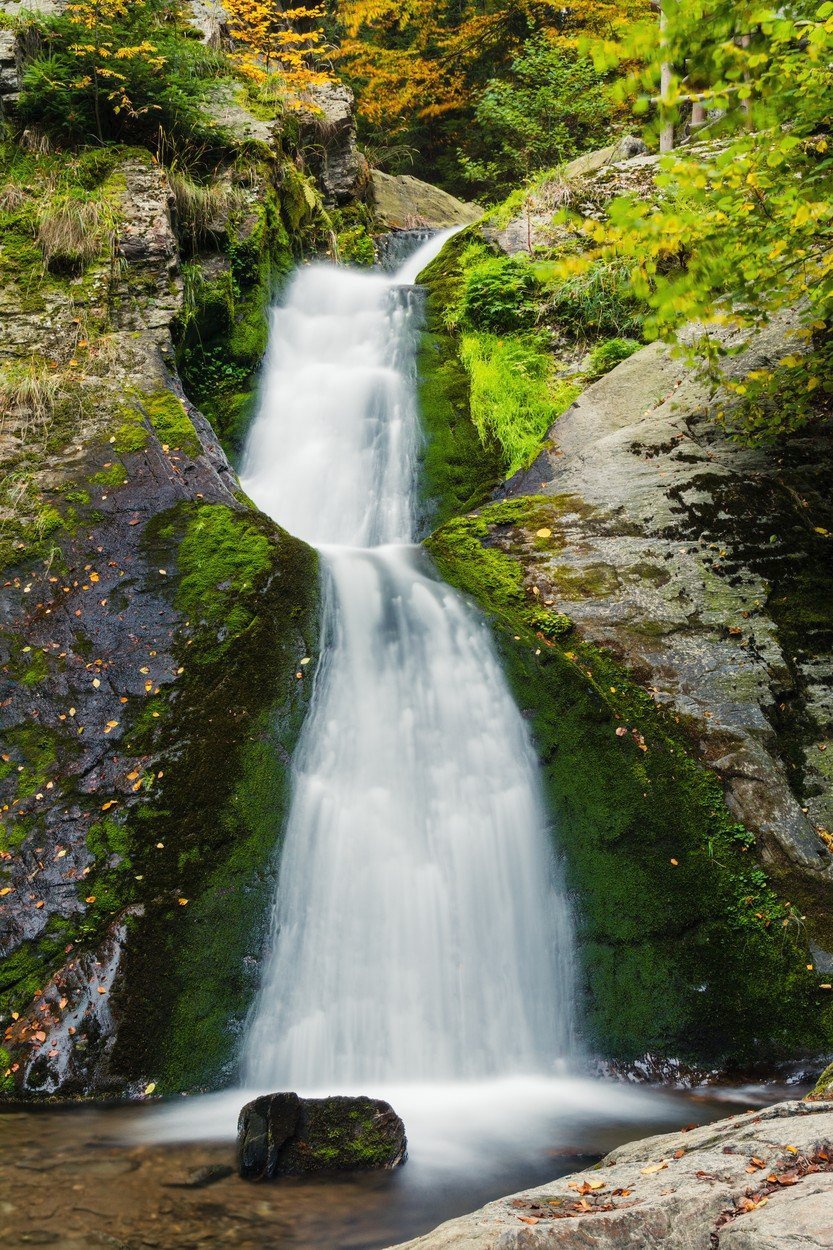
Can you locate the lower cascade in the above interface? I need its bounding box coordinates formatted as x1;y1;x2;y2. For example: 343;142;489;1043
239;231;577;1090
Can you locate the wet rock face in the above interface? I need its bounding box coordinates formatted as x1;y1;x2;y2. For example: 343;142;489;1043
237;1093;407;1180
389;1099;833;1250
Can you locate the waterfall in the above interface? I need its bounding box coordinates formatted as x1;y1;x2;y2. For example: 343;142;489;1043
239;231;577;1089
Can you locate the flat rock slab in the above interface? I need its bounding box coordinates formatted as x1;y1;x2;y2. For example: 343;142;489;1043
237;1092;407;1180
372;171;481;230
387;1099;833;1249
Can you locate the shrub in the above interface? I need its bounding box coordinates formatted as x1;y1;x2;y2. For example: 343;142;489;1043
460;255;540;334
586;337;642;379
545;260;644;341
458;41;615;199
17;3;229;153
336;225;376;267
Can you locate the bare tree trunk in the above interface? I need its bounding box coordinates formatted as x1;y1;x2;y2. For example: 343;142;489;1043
691;101;707;130
659;2;675;153
739;32;752;121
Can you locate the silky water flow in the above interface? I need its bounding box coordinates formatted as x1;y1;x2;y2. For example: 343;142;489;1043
239;230;577;1089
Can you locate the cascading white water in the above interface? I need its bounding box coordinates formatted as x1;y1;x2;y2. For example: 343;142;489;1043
239;230;577;1088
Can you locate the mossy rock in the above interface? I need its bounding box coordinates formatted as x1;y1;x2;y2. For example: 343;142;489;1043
104;503;320;1093
238;1092;407;1179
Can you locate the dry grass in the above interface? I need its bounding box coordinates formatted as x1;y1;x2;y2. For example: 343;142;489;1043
170;171;246;245
0;183;28;214
37;197;109;273
0;363;62;447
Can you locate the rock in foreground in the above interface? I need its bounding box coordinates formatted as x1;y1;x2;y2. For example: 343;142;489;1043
237;1092;407;1180
387;1099;833;1249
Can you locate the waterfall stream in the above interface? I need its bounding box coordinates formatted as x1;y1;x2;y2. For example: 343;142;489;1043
132;238;712;1228
238;231;577;1089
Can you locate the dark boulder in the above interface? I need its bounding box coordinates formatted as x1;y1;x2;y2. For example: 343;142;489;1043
237;1092;407;1180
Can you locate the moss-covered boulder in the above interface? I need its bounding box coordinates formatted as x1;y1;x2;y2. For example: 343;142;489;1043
237;1092;407;1179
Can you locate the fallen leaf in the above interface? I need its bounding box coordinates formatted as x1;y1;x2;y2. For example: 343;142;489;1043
641;1161;668;1175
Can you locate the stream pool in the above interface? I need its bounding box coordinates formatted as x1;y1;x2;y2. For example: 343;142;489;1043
1;1077;806;1250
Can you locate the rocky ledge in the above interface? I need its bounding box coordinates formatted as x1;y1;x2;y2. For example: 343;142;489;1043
389;1099;833;1249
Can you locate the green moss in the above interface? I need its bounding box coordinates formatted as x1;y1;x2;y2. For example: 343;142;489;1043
113;403;149;455
87;816;129;862
416;231;505;529
3;725;58;802
20;649;48;685
89;462;126;488
175;503;274;657
808;1061;833;1100
427;502;833;1064
107;503;319;1092
0;1046;12;1093
0;915;75;1022
299;1098;401;1170
140;389;200;457
174;165;310;461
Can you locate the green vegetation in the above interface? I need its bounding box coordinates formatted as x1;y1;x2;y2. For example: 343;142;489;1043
461;333;578;476
541;259;646;342
107;504;319;1091
140;390;201;458
586;336;642;379
17;0;230;150
176;503;274;657
458;41;615;198
458;252;540;333
586;0;833;439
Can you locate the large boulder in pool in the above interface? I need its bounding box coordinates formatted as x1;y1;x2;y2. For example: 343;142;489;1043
237;1092;407;1180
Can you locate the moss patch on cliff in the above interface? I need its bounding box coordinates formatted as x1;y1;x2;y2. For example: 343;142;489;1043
427;502;833;1065
105;502;319;1092
416;230;504;530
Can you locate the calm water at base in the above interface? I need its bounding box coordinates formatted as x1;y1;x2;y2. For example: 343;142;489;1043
0;1078;806;1250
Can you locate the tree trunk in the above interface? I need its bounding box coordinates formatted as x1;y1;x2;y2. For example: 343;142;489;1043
659;2;675;153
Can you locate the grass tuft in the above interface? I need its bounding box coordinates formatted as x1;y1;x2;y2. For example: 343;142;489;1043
37;197;109;274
